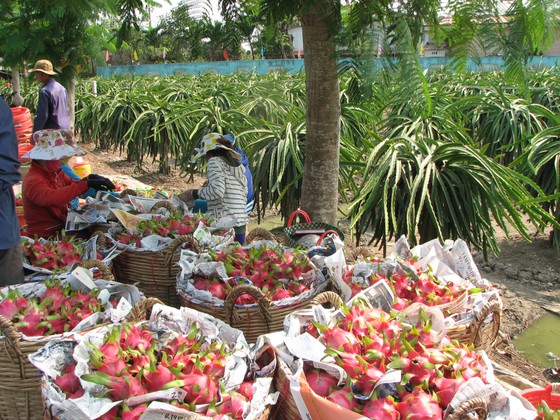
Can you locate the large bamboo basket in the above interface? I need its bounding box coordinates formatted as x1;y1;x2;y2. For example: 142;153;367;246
43;297;272;420
339;250;469;316
274;358;488;420
179;286;338;344
272;291;342;420
0;295;151;420
273;358;302;420
446;298;502;351
0;314;46;420
112;234;201;307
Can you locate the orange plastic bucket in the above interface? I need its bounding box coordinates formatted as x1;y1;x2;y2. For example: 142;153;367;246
18;142;34;163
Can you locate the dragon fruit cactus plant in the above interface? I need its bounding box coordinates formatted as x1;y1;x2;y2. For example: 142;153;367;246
304;303;491;418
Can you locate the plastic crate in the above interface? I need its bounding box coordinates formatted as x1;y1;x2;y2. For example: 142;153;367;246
521;384;560;410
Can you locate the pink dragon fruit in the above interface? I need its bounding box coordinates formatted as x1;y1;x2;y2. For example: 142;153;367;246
305;368;339;397
396;388;442;419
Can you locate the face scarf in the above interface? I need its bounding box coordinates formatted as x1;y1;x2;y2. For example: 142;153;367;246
45;160;63;173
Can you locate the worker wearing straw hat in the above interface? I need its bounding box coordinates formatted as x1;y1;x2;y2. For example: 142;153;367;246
179;133;248;244
22;129;115;239
28;59;70;133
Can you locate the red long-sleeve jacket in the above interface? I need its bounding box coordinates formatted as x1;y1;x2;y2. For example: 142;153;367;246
22;161;88;238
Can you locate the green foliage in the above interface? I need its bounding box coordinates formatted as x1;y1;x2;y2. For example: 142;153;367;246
348;134;554;258
73;67;560;256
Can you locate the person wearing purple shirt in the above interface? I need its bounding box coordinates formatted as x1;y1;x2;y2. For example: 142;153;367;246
28;59;70;132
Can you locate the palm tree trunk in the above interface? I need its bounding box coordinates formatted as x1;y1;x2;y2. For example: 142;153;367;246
300;4;341;225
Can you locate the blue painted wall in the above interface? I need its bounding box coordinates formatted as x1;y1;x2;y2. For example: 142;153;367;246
96;56;560;78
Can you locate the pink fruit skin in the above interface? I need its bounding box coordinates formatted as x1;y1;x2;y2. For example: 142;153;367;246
306;369;338;397
396;388;442;420
326;387;358;411
237;381;254;400
360;398;398;420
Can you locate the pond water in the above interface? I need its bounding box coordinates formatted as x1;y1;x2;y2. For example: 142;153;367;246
514;313;560;368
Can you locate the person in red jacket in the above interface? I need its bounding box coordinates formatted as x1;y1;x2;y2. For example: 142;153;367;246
22;129;115;239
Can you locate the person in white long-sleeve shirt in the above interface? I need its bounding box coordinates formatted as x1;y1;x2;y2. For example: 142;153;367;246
180;133;248;244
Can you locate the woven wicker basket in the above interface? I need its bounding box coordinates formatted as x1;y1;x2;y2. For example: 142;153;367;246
446;298;502;351
272;291;342;420
275;359;489;420
446;397;488;419
0;295;152;420
283;210;344;249
0;314;47;419
273;358;302;420
246;227;276;244
43;297;272;420
178;286;334;345
112;234;201;307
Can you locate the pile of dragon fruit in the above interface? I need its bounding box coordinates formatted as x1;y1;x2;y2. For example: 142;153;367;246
21;235;96;271
0;279;112;336
190;243;316;303
62;322;258;420
343;258;467;311
304;304;490;419
114;212;211;246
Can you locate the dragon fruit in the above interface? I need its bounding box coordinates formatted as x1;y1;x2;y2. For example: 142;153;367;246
326;386;359;411
306;368;339;397
396;388;442;419
77;320;263;419
360;397;398;419
304;301;489;417
189;243;316;304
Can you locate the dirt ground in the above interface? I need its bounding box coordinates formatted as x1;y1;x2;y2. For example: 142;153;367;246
79;142;560;389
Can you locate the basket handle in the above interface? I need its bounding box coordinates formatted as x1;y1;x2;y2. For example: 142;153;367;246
224;284;272;329
92;231;110;249
471;299;502;350
350;246;374;261
311;291;343;309
165;234;202;277
316;229;340;245
246;227;276;244
446;396;487;420
125;297;165;322
151;201;176;214
81;259;113;280
287;209;311;227
120;189;137;199
0;314;24;361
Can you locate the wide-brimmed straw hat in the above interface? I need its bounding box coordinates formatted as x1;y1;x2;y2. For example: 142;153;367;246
28;59;58;76
22;129;85;161
193;132;240;160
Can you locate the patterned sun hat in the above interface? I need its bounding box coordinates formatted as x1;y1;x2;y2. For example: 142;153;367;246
22;129;85;161
193;132;239;160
